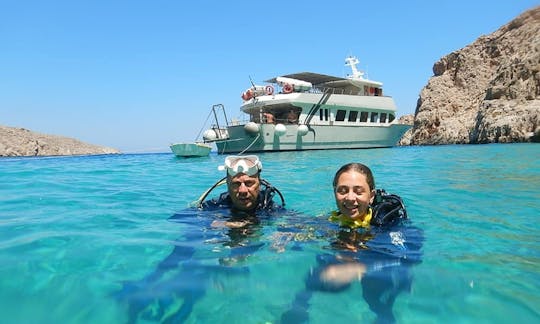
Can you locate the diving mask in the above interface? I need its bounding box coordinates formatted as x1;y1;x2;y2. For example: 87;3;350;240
218;155;262;176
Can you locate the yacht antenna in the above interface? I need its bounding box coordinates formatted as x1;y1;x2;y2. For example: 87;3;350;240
345;56;364;80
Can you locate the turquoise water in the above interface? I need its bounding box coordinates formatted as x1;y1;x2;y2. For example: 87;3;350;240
1;144;539;323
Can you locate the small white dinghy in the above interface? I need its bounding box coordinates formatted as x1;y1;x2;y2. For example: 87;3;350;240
170;142;212;157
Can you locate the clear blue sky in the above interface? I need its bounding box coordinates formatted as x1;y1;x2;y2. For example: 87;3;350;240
2;1;537;153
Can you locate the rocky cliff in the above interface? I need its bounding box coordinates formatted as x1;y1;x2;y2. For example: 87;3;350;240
401;6;540;145
0;125;120;157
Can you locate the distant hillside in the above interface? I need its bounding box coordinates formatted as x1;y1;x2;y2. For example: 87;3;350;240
0;125;120;157
401;6;540;145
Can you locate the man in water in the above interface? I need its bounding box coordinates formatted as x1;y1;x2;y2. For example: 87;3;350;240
116;155;285;323
199;154;284;213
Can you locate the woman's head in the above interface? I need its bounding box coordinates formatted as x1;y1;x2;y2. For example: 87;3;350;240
333;163;376;219
333;163;375;190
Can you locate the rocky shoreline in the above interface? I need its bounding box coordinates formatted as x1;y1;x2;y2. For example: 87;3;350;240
0;125;120;157
400;6;540;145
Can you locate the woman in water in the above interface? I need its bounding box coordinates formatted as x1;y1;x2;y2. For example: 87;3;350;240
281;163;423;324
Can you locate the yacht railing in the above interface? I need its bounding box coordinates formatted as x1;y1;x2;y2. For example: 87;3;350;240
261;85;385;97
309;87;361;96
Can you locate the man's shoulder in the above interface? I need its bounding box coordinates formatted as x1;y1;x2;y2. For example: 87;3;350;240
200;192;233;210
258;186;285;211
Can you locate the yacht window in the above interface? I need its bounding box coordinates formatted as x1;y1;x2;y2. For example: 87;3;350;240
325;109;329;121
348;111;358;122
388;113;395;122
335;110;346;122
380;113;387;123
320;109;323;121
370;112;378;123
360;111;368;122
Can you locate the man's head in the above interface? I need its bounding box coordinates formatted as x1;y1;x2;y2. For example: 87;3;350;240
220;155;263;211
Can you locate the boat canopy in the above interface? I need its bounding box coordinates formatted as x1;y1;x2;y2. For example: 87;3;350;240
325;78;383;89
267;72;382;90
275;76;312;92
266;72;342;86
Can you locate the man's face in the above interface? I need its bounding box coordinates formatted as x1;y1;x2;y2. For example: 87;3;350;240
227;173;261;211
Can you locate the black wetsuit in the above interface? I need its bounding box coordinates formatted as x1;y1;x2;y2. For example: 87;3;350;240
115;181;285;323
280;191;424;324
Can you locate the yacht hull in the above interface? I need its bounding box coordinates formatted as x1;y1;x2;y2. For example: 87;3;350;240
214;123;410;154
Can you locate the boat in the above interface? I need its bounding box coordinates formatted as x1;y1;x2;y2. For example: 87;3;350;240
170;142;212;157
202;56;411;154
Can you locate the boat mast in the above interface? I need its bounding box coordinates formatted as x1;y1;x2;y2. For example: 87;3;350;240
345;56;364;80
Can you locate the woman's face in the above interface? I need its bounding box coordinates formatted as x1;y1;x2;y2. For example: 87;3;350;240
334;170;375;219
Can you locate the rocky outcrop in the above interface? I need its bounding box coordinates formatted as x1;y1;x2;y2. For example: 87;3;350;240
0;125;120;157
396;114;415;144
401;6;540;145
397;114;414;125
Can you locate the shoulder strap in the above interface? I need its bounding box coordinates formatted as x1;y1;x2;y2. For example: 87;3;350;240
370;189;408;226
194;176;227;208
260;178;286;208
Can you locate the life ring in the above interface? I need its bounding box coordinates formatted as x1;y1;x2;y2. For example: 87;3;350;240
241;89;253;101
264;85;274;95
283;83;294;94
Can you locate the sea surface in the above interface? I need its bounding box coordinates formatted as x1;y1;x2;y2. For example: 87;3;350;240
0;143;538;323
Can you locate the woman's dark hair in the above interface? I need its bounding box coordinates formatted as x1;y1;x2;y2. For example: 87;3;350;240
332;163;375;190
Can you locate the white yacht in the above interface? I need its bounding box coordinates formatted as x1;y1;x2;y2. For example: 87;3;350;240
202;56;411;154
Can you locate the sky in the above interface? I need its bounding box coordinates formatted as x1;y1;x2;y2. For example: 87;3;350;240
2;1;538;153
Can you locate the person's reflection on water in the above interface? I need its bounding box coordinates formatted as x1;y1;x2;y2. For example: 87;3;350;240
280;163;424;324
115;155;286;323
